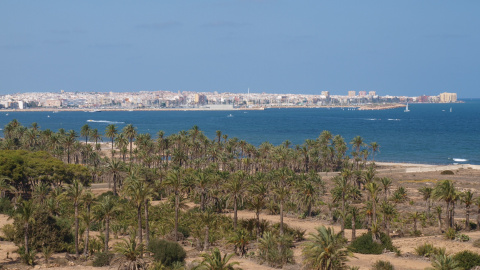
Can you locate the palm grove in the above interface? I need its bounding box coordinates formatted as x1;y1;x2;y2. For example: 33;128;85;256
0;119;478;269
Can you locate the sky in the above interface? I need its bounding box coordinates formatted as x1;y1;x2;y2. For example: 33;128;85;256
1;1;479;98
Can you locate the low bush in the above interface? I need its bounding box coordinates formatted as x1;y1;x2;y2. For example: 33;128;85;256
258;232;294;268
444;228;456;240
371;260;394;270
92;252;113;267
0;198;13;215
350;232;394;255
414;243;444;258
1;224;15;241
456;234;470;242
17;246;35;266
440;170;454;175
147;238;186;267
453;250;480;270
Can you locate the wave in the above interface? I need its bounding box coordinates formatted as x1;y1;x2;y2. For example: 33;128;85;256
365;118;380;121
87;120;125;124
453;158;468;162
388;119;401;121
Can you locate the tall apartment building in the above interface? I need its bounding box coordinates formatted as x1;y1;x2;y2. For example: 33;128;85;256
348;91;356;97
439;92;457;103
369;91;376;96
358;91;367;96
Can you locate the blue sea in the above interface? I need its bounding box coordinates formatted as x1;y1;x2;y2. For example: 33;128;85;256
1;99;479;165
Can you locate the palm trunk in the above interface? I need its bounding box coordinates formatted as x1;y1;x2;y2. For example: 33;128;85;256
386;220;390;238
280;202;284;235
466;206;470;231
137;204;143;246
84;225;90;256
174;193;179;241
112;174;117;196
204;224;210;251
437;211;443;232
104;217;110;253
445;202;450;229
233;197;238;230
25;222;29;254
256;210;260;239
75;202;79;257
144;199;150;246
351;214;356;241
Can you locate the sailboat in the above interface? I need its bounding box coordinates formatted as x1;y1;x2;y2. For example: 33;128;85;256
404;103;410;112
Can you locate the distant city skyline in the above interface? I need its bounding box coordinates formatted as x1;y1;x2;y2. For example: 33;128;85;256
1;1;479;98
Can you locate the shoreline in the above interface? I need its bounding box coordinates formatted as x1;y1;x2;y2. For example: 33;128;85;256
0;103;406;112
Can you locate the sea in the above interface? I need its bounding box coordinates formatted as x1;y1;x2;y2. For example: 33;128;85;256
1;99;479;165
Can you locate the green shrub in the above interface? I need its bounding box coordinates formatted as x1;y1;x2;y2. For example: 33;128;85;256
371;260;394;270
257;232;294;268
453;250;480;270
440;170;454;175
456;234;470;242
1;224;15;241
414;243;444;258
0;198;13;215
147;239;186;267
444;228;456;240
344;215;364;230
92;252;113;267
350;232;394;254
13;209;74;252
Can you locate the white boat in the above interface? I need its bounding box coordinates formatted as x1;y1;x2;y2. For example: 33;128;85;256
227;114;233;117
404;103;410;112
450;107;452;113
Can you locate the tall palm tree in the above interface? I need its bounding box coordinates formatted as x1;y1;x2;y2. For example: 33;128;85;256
90;128;102;150
331;175;353;236
224;171;245;230
302;226;350;270
105;158;124;196
380;177;393;201
248;176;268;239
122;175;148;248
433;180;457;229
369;142;379;162
15;199;36;254
105;124;118;159
164;168;185;241
365;181;380;241
65;179;84;257
461;190;474;230
81;191;95;257
380;201;396;238
419;187;434;216
80;124;91;145
122;124;137;161
94;195;118;252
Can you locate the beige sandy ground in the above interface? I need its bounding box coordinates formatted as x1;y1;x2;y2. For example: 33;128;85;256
2;163;480;269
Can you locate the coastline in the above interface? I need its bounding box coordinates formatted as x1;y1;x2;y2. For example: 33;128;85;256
0;103;406;112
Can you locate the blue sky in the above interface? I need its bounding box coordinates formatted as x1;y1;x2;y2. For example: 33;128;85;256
1;1;479;98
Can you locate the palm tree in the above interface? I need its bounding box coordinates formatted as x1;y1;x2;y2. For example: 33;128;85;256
225;172;245;230
433;180;457;229
95;195;118;252
90;128;102;150
113;232;145;269
105;158;124;196
409;211;422;233
475;197;480;231
81;191;95;257
419;187;434;216
15;199;36;254
366;181;380;241
461;190;474;230
248;177;268;239
197;248;241;270
302;226;351;270
369;142;379;162
122;124;137;161
331;175;353;236
380;201;396;238
65;179;84;257
164;168;185;241
380;177;393;201
81;124;91;145
349;206;360;241
105;124;118;159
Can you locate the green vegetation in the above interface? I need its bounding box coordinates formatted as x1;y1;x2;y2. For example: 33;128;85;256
452;250;480;270
350;232;394;255
0;120;478;270
414;243;445;258
371;260;394;270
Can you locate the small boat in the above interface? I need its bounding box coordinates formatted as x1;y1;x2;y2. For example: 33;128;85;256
227;114;233;117
47;115;50;118
87;119;94;122
450;107;452;113
404;103;410;112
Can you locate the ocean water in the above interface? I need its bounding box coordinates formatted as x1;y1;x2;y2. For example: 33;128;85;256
1;99;479;165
